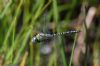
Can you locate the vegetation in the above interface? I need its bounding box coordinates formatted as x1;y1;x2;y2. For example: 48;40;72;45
0;0;100;66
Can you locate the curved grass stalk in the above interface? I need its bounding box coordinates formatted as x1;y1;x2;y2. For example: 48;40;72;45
13;26;32;64
69;34;78;66
0;0;12;19
1;0;23;52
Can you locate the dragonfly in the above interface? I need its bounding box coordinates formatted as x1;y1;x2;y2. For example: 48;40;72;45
31;11;80;44
31;30;80;44
31;12;80;55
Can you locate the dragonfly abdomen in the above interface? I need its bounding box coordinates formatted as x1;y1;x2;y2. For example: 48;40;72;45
52;30;80;36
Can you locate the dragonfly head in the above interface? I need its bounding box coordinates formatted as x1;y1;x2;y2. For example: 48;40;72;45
31;33;46;44
31;36;40;44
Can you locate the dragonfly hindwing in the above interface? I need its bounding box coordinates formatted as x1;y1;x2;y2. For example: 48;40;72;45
32;30;80;44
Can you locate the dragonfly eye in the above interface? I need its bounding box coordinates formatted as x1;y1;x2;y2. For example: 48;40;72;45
31;37;39;43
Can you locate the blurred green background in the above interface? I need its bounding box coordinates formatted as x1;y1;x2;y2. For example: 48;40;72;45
0;0;100;66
